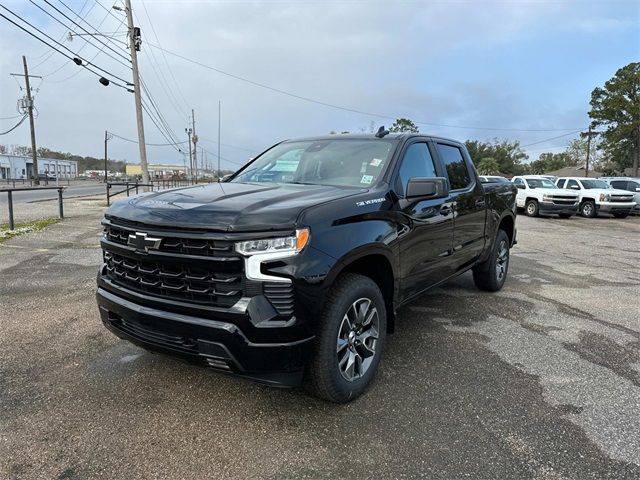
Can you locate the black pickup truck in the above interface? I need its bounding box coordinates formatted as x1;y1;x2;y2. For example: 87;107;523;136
97;132;517;402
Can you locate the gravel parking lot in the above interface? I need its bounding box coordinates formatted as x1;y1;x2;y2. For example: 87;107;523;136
1;205;639;479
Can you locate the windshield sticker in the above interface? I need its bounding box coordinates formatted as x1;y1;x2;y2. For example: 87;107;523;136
370;158;383;167
361;174;374;185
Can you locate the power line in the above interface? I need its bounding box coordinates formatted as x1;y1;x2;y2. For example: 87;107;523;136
0;9;131;90
139;0;190;113
109;131;187;146
42;0;131;66
0;115;28;135
140;75;183;146
29;0;93;69
146;41;585;134
28;0;131;72
0;114;25;121
521;130;583;148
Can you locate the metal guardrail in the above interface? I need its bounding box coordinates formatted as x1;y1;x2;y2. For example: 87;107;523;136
0;177;73;187
106;182;155;206
0;186;66;230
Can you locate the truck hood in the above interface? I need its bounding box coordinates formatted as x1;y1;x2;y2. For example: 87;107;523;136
106;182;365;231
576;188;632;197
531;188;578;197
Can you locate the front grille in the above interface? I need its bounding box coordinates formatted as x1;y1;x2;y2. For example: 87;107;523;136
264;283;294;316
610;195;634;202
104;223;234;257
551;195;578;205
104;251;242;307
101;219;296;317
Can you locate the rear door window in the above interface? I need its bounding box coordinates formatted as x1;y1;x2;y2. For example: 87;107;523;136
436;144;471;190
566;179;580;189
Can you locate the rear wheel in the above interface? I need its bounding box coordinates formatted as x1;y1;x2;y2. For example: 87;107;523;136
580;201;597;218
613;212;629;219
305;273;386;403
473;229;510;292
525;199;539;217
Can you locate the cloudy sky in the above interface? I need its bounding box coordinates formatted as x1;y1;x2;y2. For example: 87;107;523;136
1;0;638;170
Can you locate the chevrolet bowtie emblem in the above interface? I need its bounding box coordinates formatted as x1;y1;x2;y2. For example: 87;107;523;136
127;232;162;252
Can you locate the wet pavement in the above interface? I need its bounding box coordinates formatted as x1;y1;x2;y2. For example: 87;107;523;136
1;209;639;479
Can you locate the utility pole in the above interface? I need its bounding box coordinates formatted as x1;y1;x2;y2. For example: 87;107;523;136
10;57;41;184
191;109;198;183
217;100;221;180
124;0;149;184
104;130;113;182
185;127;192;180
582;126;598;178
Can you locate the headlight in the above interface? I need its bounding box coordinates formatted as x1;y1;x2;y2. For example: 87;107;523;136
542;195;553;202
235;228;310;256
599;194;610;202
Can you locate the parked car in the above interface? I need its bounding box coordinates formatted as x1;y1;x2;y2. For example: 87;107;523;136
511;175;579;218
96;133;517;402
479;175;511;184
555;177;636;218
600;177;640;215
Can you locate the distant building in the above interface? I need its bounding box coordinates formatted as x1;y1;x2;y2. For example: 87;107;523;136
125;163;187;178
0;154;78;180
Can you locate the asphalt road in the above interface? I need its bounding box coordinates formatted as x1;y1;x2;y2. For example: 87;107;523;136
1;211;639;479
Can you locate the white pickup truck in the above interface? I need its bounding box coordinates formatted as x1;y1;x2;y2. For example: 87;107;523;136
512;175;579;218
555;177;636;218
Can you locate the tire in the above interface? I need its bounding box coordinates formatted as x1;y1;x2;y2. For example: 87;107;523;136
580;201;597;218
305;273;386;403
525;199;539;217
612;212;629;219
558;213;573;219
473;229;510;292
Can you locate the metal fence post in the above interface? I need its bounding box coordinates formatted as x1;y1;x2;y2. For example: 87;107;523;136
107;183;111;206
58;188;64;219
7;191;14;230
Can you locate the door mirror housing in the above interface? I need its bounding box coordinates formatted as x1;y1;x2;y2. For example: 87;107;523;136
406;177;449;199
515;183;525;189
569;185;580;190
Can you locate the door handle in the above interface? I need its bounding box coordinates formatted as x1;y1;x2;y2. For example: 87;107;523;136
440;205;453;215
475;199;486;208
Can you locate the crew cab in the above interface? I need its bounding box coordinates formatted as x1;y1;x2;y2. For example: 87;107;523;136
600;177;640;215
511;175;579;218
555;177;636;218
96;133;517;402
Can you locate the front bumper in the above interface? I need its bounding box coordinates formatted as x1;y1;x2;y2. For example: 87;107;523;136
597;202;635;214
97;286;313;387
539;202;579;215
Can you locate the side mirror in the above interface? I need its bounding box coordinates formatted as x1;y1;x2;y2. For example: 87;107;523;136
569;185;580;190
406;177;449;199
515;184;525;189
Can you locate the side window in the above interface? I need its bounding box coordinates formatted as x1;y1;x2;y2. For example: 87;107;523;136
611;180;629;191
397;143;437;196
436;144;471;190
513;178;525;188
556;179;565;188
566;179;580;189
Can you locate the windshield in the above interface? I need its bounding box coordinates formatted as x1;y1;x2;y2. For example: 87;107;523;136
230;139;396;187
525;178;556;189
580;179;609;189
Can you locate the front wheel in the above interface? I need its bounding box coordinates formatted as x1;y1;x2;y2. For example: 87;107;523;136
473;229;510;292
305;273;386;403
580;201;597;218
525;199;539;217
